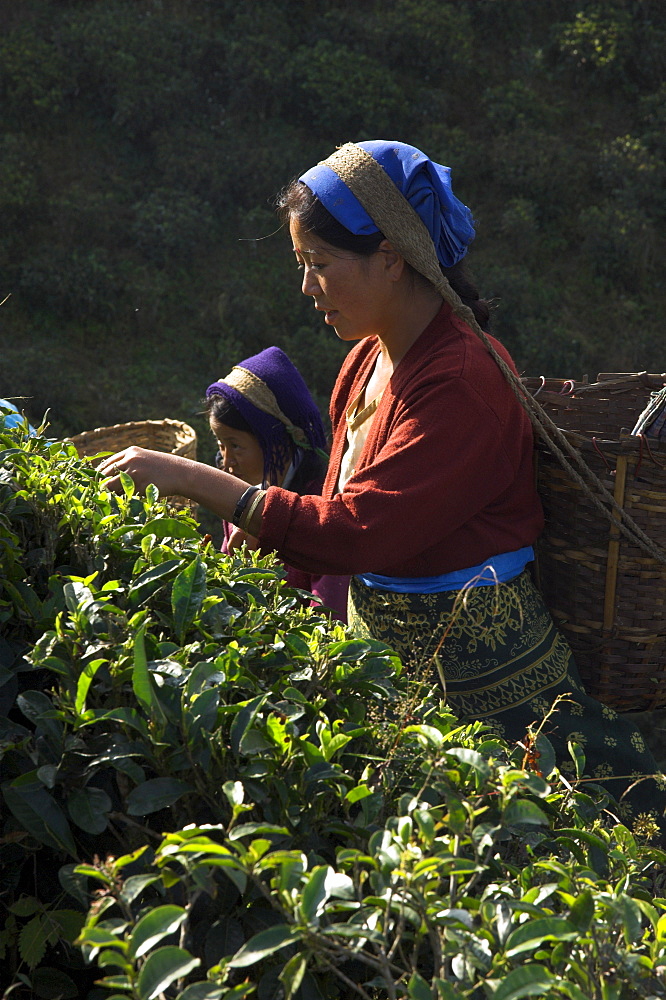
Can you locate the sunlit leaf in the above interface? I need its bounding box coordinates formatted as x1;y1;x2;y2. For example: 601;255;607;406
74;657;106;714
136;946;200;1000
279;952;308;1000
119;469;135;499
130;905;187;958
228;924;298;968
141;517;201;540
492;964;556;1000
132;622;156;716
505;916;578;957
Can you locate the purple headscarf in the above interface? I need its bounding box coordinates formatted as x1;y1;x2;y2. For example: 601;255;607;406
299;139;475;268
206;347;326;486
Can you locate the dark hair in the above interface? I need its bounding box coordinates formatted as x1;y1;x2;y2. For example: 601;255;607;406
277;179;491;331
205;393;327;494
206;394;253;435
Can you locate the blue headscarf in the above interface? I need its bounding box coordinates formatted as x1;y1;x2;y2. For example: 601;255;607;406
299;140;475;268
0;399;36;435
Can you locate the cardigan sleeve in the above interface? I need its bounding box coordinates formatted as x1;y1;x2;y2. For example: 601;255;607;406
258;369;534;576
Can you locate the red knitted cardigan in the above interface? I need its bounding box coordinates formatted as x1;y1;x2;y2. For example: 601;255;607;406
259;302;543;578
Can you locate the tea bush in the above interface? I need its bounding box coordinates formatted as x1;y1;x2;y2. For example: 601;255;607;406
1;419;666;1000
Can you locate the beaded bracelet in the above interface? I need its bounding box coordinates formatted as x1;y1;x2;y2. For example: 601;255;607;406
240;489;266;534
231;485;260;527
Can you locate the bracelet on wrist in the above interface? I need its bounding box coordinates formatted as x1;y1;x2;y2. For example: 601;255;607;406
240;489;266;533
231;485;260;527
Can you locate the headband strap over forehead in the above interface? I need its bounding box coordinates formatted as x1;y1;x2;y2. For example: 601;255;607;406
322;143;461;308
220;366;308;447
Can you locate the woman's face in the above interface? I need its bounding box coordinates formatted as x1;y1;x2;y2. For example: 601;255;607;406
210;418;265;485
289;218;396;343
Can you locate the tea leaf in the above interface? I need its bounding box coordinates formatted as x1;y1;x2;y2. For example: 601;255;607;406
279;953;307;1000
172;555;207;640
30;967;78;999
503;799;550;828
230;694;268;756
228;924;298;968
3;776;77;857
141;517;201;540
19;914;48;969
407;972;433;1000
132;622;155;715
67;785;112;834
505;916;578;957
126;777;191;816
74;657;106;714
130;905;187;958
492;964;556;1000
136;946;200;1000
178;985;227;1000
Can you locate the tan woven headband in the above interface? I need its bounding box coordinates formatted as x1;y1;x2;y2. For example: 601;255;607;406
220;366;308;447
322;143;459;309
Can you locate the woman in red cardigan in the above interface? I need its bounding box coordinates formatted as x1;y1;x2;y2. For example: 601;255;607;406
101;140;664;830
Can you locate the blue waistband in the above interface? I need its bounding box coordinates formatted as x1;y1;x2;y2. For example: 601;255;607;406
357;546;534;593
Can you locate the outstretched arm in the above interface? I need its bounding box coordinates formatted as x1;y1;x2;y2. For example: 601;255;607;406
98;447;266;538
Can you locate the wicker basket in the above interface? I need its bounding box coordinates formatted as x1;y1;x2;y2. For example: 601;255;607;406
68;418;197;508
523;372;666;711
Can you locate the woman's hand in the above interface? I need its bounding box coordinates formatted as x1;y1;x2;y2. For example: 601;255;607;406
98;447;191;497
227;526;259;552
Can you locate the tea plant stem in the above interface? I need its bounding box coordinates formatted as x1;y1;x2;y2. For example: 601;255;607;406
375;948;398;1000
318;958;374;1000
463;829;502;897
309;934;405;981
386;904;405;963
108;812;163;840
449;834;460;906
106;816;134;854
431;928;444;983
381;885;397;951
248;869;293;916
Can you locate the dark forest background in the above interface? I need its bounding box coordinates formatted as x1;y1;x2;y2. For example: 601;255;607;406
1;0;665;445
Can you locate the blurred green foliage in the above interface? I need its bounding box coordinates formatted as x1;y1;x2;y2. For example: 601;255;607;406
0;0;665;440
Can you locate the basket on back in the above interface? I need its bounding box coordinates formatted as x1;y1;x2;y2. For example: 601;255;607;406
68;418;197;508
523;372;666;711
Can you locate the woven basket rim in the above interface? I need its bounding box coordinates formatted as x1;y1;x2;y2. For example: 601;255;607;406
67;417;195;444
522;371;666;391
524;372;666;454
